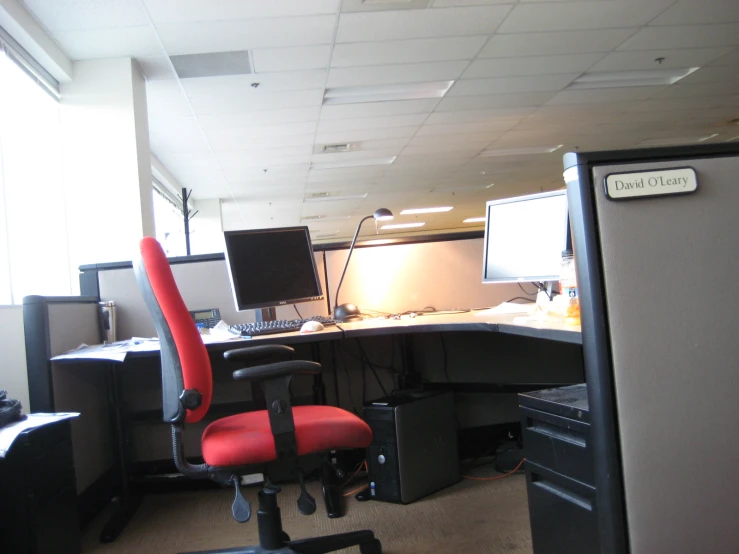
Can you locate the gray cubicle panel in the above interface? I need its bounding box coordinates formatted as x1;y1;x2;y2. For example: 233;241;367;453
83;234;523;340
23;296;113;499
565;144;739;554
91;252;329;340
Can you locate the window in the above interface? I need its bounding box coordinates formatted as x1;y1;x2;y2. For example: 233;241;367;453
0;48;70;304
153;182;187;257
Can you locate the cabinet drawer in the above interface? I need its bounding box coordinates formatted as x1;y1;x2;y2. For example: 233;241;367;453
525;461;598;554
521;406;592;486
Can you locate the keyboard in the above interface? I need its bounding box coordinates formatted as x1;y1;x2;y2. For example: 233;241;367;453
228;316;337;337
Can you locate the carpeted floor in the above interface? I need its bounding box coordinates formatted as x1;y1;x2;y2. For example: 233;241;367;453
82;473;533;554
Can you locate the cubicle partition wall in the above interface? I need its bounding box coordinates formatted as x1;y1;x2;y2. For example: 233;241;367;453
79;232;523;339
565;143;739;554
23;296;114;526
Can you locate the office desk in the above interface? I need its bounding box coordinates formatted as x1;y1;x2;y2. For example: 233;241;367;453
52;312;581;542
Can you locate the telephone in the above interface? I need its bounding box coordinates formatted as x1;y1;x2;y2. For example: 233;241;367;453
0;390;24;428
189;308;221;328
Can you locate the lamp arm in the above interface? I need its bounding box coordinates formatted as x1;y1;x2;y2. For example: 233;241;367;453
334;214;374;310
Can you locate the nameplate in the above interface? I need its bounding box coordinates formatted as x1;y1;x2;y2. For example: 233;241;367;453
604;167;698;200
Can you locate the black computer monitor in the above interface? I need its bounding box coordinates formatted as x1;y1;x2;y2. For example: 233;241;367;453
482;190;570;283
224;226;324;312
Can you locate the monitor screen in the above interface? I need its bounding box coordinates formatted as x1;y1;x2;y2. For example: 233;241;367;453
482;190;569;283
224;226;324;311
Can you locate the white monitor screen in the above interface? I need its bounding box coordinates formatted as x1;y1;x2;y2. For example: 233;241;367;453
482;190;569;283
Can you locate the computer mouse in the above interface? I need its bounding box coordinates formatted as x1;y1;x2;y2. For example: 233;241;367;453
300;320;324;333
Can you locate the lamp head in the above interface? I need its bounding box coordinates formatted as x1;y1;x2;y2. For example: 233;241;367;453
373;208;394;221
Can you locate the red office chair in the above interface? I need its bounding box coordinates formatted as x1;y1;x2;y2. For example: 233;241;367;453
134;237;381;554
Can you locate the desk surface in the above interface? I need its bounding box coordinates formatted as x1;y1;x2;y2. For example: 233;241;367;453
203;311;581;353
52;312;580;363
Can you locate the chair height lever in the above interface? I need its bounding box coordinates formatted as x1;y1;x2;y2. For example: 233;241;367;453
231;476;251;523
296;469;317;515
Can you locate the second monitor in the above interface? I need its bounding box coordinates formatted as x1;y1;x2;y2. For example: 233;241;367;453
224;226;324;316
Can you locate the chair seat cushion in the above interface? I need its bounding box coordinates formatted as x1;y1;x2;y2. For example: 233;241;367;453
201;406;372;467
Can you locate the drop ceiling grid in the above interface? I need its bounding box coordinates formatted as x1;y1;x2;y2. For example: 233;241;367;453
17;0;739;235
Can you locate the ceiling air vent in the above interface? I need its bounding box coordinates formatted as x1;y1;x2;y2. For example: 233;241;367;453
169;51;254;79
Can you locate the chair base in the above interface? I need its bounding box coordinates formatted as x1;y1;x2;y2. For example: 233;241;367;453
181;488;381;554
182;530;380;554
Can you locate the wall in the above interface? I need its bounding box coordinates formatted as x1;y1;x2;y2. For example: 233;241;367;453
0;305;27;410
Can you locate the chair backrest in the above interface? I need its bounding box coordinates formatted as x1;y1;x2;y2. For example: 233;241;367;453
133;237;212;423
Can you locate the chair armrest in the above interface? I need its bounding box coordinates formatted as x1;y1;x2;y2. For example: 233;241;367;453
232;360;321;381
223;344;295;363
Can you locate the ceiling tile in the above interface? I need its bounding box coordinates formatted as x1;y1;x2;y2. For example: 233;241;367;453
479;28;636;57
448;74;579;96
416;120;518;135
651;0;739;26
709;47;739;67
432;0;513;5
649;83;739;100
209;133;317;151
182;71;327;95
327;61;468;88
498;1;675;33
331;36;487;67
51;27;163;60
436;91;556;111
341;0;433;13
137;56;177;80
316;126;420;144
197;107;321;130
426;107;534;124
146;81;193;116
156;16;337;55
187;89;325;115
23;0;149;31
252;46;331;72
618;24;739;51
589;48;734;73
623;96;733;112
464;53;603;78
320;99;439;120
215;146;314;165
205;122;318;144
145;0;340;22
546;86;665;105
401;143;492;156
318;114;429;133
408;132;510;146
336;5;512;43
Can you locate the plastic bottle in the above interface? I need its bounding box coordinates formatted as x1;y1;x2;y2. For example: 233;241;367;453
560;251;581;326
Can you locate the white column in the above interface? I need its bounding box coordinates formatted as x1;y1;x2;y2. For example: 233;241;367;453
60;58;153;288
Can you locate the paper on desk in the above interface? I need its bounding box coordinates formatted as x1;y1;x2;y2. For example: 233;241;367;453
52;341;131;362
0;412;79;457
475;302;536;316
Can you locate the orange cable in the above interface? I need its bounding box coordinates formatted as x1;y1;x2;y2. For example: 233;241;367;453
342;484;369;497
340;460;368;488
462;458;526;481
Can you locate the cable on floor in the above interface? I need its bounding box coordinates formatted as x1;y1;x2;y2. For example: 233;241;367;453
462;458;526;481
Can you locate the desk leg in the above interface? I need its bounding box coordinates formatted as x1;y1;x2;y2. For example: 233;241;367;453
100;363;142;543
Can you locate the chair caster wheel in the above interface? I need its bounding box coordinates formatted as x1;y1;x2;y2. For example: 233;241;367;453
360;538;382;554
281;531;291;543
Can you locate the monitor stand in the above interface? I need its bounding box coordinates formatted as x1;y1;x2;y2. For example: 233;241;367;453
255;307;276;323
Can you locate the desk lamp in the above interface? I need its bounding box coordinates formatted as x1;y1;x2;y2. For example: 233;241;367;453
333;208;393;322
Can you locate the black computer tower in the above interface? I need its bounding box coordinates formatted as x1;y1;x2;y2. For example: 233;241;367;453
363;390;459;504
0;419;81;554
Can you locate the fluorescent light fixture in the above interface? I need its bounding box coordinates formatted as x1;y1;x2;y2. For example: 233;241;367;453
363;239;394;246
463;217;486;223
400;206;453;215
300;215;352;221
728;135;739;142
568;67;699;90
303;193;368;203
310;156;396;170
637;134;718;147
479;145;563;157
324;81;454;105
381;222;425;230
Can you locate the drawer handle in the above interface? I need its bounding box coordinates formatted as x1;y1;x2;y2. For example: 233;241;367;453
527;420;586;447
532;477;592;511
